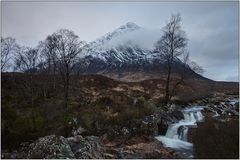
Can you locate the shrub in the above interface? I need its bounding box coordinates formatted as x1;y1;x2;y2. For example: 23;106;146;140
192;118;239;158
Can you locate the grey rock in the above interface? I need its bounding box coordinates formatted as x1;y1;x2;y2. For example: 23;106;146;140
27;135;75;159
7;134;105;159
67;135;104;159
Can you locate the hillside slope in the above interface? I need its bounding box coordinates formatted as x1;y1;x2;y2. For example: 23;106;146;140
1;73;238;149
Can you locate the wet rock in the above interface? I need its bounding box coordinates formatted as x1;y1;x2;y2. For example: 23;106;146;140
157;120;168;135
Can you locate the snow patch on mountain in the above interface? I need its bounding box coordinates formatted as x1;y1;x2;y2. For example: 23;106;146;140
81;22;162;63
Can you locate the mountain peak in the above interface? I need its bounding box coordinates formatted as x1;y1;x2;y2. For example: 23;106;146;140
119;22;140;30
85;22;141;51
125;22;140;28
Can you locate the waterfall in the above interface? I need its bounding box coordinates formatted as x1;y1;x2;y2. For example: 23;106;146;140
180;127;188;141
155;106;205;154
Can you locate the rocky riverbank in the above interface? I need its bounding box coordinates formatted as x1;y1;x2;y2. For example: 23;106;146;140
189;94;239;158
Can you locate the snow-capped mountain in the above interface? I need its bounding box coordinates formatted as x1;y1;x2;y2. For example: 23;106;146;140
75;22;196;81
80;22;160;62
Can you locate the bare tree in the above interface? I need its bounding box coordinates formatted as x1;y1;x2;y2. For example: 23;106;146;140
14;47;39;73
154;13;187;104
1;37;17;72
39;35;58;90
14;46;41;130
162;51;205;102
14;46;40;107
52;29;85;109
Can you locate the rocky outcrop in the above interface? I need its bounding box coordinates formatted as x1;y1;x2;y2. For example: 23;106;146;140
27;135;75;159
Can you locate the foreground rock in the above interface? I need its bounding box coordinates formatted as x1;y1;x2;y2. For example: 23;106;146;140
67;135;104;159
27;135;75;159
2;134;179;159
2;135;104;159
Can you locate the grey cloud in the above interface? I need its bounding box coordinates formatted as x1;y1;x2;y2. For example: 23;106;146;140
104;28;161;50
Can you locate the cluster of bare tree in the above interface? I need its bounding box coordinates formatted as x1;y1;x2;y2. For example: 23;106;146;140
1;37;18;72
1;13;204;107
154;13;204;104
1;29;85;109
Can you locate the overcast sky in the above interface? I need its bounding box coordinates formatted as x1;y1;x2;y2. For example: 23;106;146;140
1;1;239;81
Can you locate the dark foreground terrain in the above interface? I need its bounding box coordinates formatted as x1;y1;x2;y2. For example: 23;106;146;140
1;73;239;158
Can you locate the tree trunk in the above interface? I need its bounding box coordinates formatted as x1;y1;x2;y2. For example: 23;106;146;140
64;83;68;109
53;62;56;90
48;59;51;73
165;64;171;104
64;64;69;110
30;74;34;108
30;74;36;131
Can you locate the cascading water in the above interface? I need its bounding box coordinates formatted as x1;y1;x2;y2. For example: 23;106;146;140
155;106;205;157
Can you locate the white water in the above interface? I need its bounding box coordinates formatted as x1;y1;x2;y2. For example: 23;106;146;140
229;98;239;105
155;99;239;158
155;106;205;154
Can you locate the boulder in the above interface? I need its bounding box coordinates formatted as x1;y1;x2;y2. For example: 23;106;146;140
27;135;75;159
5;134;105;159
67;135;104;159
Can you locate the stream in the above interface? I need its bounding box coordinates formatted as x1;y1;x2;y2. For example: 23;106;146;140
155;97;239;158
155;106;206;158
